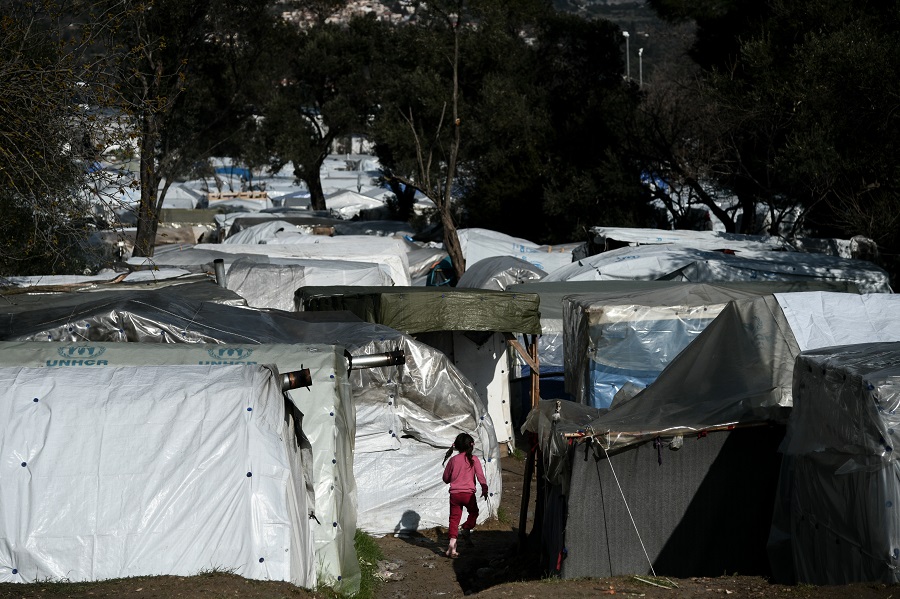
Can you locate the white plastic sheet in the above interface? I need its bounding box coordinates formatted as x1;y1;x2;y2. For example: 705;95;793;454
590;226;792;252
0;364;314;586
457;228;576;274
226;258;393;311
197;239;411;286
0;342;357;592
776;292;900;352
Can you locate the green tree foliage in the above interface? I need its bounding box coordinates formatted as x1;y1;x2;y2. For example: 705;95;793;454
104;0;279;257
259;16;384;211
0;1;101;276
373;0;648;260
645;0;900;263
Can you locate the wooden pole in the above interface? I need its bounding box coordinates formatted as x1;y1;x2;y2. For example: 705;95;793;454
518;434;535;549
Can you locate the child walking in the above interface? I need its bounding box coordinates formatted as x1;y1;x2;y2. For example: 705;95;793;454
441;432;488;558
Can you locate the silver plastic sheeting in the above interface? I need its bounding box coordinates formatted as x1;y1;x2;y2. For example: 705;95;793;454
348;333;502;533
223;220;302;244
457;228;577;274
783;342;900;584
541;244;892;293
590;226;792;252
562;284;777;408
456;256;547;291
225;258;392;311
196;239;411;286
580;292;900;451
0;364;315;587
507;282;685;380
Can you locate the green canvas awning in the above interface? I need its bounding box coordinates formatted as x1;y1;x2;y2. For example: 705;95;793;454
297;286;542;335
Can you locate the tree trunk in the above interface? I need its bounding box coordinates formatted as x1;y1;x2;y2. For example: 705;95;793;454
132;117;161;258
441;208;465;280
441;8;465;280
388;179;416;221
305;167;327;212
685;176;736;233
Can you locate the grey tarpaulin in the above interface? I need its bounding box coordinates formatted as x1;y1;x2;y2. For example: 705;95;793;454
779;342;900;584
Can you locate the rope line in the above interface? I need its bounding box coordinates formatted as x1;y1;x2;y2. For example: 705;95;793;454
599;443;657;577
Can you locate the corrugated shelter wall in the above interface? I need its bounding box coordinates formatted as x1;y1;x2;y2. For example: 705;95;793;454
559;426;784;579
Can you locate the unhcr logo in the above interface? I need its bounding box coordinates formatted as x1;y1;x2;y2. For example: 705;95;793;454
200;346;258;366
47;345;108;367
207;347;254;361
58;345;106;358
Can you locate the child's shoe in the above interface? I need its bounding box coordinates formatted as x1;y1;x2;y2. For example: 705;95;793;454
460;528;474;547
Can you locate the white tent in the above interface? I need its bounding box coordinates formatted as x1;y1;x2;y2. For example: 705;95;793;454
197;238;411;286
589;226;792;252
457;228;578;274
0;362;316;587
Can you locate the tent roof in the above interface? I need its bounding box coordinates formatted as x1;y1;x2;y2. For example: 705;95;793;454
541;244;891;293
297;285;542;335
456;256;547;291
580;292;900;450
508;279;860;324
786;341;900;458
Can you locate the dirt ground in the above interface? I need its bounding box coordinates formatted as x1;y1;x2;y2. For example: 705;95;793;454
2;454;899;599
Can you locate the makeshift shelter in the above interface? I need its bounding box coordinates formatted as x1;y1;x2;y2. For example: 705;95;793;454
196;237;411;286
778;342;900;585
457;228;578;274
506;280;860;424
541;244;893;294
455;256;547;291
128;248;394;310
589;226;793;252
215;212;344;240
0;283;500;558
297;286;542;452
0;361;318;586
524;292;900;580
561;282;862;409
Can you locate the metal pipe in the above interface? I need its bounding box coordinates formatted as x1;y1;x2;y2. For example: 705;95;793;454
281;368;312;391
346;349;405;371
213;258;227;288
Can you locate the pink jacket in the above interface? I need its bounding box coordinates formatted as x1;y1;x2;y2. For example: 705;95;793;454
442;452;487;495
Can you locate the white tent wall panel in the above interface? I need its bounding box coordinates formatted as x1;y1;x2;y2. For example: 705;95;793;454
0;342;356;593
0;364;314;586
354;424;501;535
450;331;515;452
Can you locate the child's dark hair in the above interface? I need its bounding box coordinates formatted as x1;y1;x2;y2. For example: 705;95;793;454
443;432;475;466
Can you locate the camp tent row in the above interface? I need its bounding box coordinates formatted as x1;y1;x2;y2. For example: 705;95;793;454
0;282;501;592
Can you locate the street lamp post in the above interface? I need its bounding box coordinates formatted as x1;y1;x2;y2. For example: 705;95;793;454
638;47;643;87
622;31;630;79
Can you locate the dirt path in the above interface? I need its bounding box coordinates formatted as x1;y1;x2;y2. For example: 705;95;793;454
370;453;900;599
370;453;531;598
